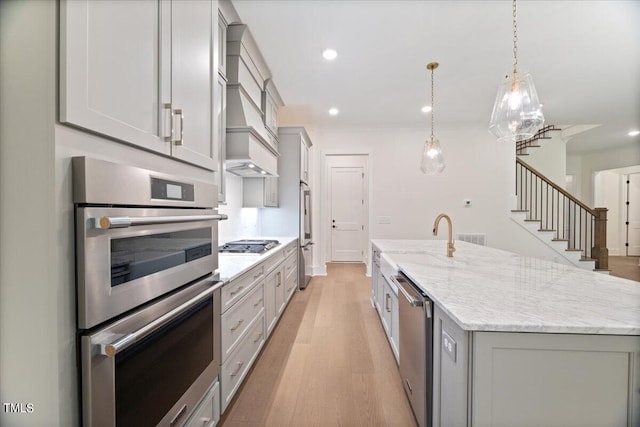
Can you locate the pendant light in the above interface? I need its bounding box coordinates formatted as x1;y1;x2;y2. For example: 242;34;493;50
420;62;445;175
489;0;544;142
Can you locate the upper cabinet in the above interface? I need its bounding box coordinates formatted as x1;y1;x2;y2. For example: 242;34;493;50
59;0;220;171
278;127;313;185
262;79;284;143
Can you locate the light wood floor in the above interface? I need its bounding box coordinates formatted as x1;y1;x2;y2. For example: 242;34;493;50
220;263;417;427
608;256;640;282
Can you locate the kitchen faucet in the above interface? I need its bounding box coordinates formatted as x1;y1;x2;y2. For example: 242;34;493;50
433;213;455;257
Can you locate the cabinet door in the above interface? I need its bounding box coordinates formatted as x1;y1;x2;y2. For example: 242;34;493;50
217;11;227;77
170;0;217;170
264;177;279;207
391;290;399;361
275;267;286;316
382;279;392;336
300;139;310;184
215;74;227;203
371;253;379;309
264;268;279;335
60;0;170;155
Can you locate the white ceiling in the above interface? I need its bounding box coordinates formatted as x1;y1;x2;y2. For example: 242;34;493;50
232;0;640;155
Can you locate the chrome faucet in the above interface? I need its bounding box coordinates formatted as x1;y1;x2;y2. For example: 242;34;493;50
433;213;455;257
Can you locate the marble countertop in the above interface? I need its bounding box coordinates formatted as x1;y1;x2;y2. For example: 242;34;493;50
374;239;640;335
218;236;297;283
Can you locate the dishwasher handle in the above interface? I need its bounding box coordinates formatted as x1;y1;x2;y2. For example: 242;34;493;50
392;274;432;317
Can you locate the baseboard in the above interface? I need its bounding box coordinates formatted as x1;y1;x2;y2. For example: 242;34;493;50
311;264;327;276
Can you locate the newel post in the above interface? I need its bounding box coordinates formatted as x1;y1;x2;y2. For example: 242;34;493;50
592;208;608;270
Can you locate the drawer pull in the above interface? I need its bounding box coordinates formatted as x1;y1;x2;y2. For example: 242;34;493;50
200;418;212;426
253;298;263;307
229;285;244;296
230;319;244;331
253;332;263;343
230;361;244;377
253;271;263;279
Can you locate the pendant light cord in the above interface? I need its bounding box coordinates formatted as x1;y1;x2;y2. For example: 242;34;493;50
430;66;435;140
512;0;518;78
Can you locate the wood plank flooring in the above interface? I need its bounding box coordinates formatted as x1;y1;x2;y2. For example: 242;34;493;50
608;256;640;282
220;263;417;427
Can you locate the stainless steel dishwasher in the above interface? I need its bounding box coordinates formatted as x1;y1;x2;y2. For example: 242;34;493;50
393;271;433;427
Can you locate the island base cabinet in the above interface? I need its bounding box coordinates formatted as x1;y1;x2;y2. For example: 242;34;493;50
472;332;640;427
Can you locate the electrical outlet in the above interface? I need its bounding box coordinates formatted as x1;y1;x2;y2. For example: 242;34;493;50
378;216;391;224
463;199;472;207
442;329;457;362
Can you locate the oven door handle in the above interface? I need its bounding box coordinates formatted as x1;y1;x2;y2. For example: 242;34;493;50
100;280;220;357
95;214;228;229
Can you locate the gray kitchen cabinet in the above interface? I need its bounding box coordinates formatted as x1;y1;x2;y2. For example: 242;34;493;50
215;73;227;203
300;135;310;184
371;248;380;310
432;304;640;427
264;266;283;335
262;79;284;141
60;0;220;171
242;177;278;208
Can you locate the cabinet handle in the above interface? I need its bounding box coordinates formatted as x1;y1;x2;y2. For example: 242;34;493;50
163;103;173;142
254;271;263;279
253;298;263;307
230;319;244;331
253;332;263;343
229;361;244;377
200;418;212;426
174;108;184;146
229;285;244;296
276;272;282;287
386;294;391;312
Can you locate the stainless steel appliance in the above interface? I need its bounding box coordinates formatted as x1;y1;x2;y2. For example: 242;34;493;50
73;157;226;426
219;239;279;254
393;271;433;427
299;182;313;289
73;157;227;329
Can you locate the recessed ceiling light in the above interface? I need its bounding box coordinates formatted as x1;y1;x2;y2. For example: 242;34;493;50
421;105;432;113
322;49;338;61
260;170;267;175
247;163;255;168
328;108;339;116
628;130;640;137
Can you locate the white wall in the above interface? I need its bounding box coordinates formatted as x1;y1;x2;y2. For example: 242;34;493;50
523;133;567;188
310;126;569;272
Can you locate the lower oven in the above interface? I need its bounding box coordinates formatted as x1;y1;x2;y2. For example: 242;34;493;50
81;276;221;427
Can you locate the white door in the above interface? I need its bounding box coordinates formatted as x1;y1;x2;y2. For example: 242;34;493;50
330;166;364;261
627;173;640;256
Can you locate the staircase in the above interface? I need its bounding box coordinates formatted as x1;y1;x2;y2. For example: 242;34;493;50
511;127;608;271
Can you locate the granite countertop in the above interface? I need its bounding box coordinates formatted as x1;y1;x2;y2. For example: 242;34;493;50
217;236;297;283
374;239;640;335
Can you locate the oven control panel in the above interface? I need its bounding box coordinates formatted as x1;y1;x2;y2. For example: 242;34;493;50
151;177;195;202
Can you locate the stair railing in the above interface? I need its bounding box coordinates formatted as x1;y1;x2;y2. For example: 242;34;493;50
515;158;608;269
516;125;562;155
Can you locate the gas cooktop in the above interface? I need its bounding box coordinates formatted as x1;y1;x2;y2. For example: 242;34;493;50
219;239;280;254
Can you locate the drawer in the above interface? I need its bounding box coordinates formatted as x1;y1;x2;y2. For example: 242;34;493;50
221;264;265;313
263;250;285;274
221;282;264;362
285;269;298;301
182;380;220;427
221;313;265;412
284;241;298;258
284;252;297;280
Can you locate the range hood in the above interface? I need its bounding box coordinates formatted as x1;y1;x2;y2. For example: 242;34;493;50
225;24;278;178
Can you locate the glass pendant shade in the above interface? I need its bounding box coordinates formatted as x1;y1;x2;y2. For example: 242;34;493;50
420;137;445;175
489;72;545;142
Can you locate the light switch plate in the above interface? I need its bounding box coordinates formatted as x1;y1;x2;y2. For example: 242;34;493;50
378;216;391;224
442;329;457;363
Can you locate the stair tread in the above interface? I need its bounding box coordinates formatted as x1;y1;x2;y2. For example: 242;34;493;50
552;238;568;242
524;219;541;222
516;153;530;156
565;248;583;252
538;229;556;232
511;210;529;213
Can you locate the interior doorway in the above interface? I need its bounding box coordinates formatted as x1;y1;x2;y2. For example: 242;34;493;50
326;155;369;263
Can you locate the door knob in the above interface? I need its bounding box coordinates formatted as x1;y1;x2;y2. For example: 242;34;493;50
332;225;336;228
332;219;335;222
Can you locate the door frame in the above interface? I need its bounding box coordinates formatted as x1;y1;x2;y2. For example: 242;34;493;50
320;150;372;276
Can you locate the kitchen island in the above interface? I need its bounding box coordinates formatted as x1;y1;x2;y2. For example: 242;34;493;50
372;239;640;427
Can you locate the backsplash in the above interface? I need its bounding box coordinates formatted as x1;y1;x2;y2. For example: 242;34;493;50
218;174;261;243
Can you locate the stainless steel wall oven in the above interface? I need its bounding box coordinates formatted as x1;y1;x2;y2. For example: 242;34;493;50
73;157;227;426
